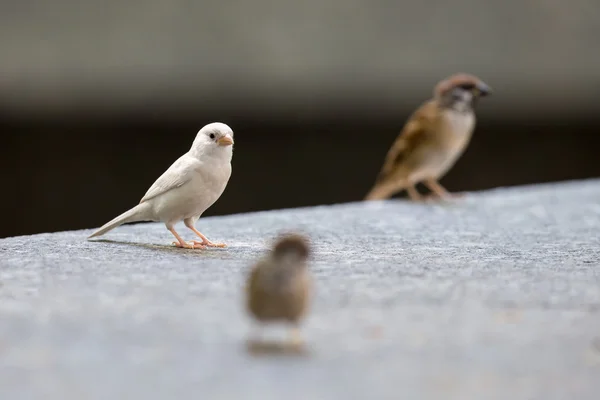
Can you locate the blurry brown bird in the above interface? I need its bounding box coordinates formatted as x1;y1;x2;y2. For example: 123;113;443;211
246;234;312;345
365;73;492;201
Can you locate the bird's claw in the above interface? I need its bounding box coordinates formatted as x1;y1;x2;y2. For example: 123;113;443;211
172;241;206;249
422;194;441;203
421;192;464;203
289;328;304;348
192;240;226;248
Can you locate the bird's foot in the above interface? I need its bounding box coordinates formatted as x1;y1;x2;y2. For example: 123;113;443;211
172;241;206;249
192;240;227;248
421;194;442;202
289;327;304;348
422;192;465;203
442;192;466;201
408;193;434;203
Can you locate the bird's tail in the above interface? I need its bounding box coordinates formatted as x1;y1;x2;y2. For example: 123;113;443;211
88;203;151;238
364;180;406;201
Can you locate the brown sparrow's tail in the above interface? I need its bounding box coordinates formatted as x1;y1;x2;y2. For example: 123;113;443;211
88;203;152;238
364;180;405;201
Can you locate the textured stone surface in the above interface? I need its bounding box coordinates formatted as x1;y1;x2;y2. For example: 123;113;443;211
1;180;600;399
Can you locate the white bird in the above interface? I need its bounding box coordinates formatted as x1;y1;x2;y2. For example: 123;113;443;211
88;122;234;249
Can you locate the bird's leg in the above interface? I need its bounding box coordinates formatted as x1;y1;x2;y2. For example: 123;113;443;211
406;184;423;201
168;227;205;249
288;325;304;347
424;179;450;198
184;221;227;248
424;179;463;200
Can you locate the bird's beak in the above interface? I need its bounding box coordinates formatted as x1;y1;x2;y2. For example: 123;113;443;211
217;135;234;146
474;83;492;97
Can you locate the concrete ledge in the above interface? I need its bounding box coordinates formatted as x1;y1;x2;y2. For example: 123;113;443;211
1;180;600;398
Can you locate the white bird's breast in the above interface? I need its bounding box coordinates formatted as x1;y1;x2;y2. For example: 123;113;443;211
152;154;232;223
193;159;232;208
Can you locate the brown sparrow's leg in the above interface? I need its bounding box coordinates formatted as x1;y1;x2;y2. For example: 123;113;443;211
168;227;205;249
184;220;227;248
424;179;461;200
289;325;304;347
406;184;423;201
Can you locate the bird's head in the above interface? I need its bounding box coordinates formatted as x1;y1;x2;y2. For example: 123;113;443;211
190;122;234;157
272;234;311;263
434;73;492;112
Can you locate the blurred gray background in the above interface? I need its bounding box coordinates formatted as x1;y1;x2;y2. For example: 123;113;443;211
2;0;600;237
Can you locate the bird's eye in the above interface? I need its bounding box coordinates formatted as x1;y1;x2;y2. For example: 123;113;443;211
459;83;475;91
209;133;215;139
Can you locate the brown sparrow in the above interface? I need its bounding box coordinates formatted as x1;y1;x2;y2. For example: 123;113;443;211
246;234;312;345
365;73;491;201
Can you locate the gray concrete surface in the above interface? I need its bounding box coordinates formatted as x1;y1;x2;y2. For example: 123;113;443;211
1;179;600;399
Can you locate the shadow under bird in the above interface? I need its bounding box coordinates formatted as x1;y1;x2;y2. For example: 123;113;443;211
365;73;492;201
246;234;313;346
88;122;234;249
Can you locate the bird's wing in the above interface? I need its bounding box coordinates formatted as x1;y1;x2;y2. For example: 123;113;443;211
375;100;439;183
140;154;201;204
